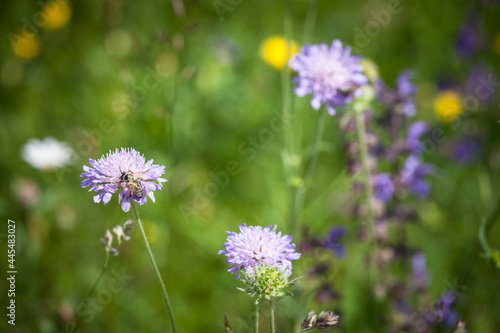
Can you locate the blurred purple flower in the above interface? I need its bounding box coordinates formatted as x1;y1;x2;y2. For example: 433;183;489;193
289;39;368;115
452;136;482;165
218;223;301;279
406;121;428;153
375;70;417;117
374;173;395;202
436;291;461;327
397;70;417;117
456;13;483;58
325;227;346;258
411;252;429;290
400;154;434;198
465;64;497;106
80;148;167;212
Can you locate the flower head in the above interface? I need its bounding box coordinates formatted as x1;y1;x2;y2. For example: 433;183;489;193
11;31;41;60
22;137;74;171
406;121;428;154
397;70;417;116
400;154;434;198
375;69;417;117
289;39;368;115
80;148;167;212
434;90;463;123
411;252;429;290
218;223;301;279
374;173;395;202
325;227;346;258
260;36;299;70
41;0;72;30
301;310;339;330
435;291;461;327
452;136;482;165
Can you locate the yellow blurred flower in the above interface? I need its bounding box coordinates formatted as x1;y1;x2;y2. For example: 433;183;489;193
11;31;41;60
41;0;72;30
260;36;299;70
493;32;500;55
434;90;463;123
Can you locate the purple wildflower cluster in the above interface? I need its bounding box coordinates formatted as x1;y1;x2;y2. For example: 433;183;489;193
80;148;167;212
296;67;447;331
218;223;301;279
377;70;417;117
290;40;368;115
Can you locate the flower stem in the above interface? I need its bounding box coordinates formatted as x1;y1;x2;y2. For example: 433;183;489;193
131;201;178;333
290;106;326;237
255;302;260;333
269;298;276;333
354;110;376;253
74;252;109;329
302;0;317;44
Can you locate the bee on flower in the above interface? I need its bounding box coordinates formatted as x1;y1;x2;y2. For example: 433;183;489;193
80;148;167;212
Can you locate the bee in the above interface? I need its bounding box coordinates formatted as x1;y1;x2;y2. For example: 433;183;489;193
120;171;145;198
338;85;359;97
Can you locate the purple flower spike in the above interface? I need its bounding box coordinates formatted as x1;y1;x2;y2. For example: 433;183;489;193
374;173;395;202
406;121;428;153
80;148;167;212
218;223;301;279
411;252;429;289
400;154;434;198
289;40;368;115
435;291;461;327
397;70;417;117
325;227;346;258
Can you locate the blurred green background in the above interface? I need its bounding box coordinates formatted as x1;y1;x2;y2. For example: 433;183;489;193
1;0;500;332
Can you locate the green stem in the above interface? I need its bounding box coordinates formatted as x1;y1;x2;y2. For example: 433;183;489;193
281;2;299;239
75;251;109;329
354;110;376;253
290;106;326;237
281;1;294;164
131;201;178;333
269;298;276;333
255;302;260;333
302;0;317;44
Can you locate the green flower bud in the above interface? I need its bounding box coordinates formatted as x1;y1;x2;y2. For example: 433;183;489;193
238;265;301;304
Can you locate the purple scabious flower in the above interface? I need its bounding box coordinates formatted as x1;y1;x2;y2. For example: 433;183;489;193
325;227;346;258
406;121;428;154
396;70;417;117
289;39;368;115
400;154;434;198
218;223;301;279
374;173;395;202
80;148;167;212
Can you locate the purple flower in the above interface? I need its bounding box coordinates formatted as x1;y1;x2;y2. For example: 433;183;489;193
456;13;483;58
218;223;301;279
435;291;461;327
289;40;368;115
406;121;428;153
397;70;417;117
452;136;482;165
325;227;346;258
374;173;395;202
411;252;429;290
80;148;167;212
400;154;434;198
